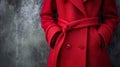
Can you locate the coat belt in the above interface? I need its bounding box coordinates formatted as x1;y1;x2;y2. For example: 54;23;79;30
58;17;99;32
53;17;100;67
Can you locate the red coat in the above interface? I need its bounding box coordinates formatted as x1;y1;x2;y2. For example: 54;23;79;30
40;0;119;67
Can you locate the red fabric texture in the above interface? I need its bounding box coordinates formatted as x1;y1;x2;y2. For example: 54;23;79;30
40;0;119;67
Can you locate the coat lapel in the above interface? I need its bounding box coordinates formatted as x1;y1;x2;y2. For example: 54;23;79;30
70;0;87;16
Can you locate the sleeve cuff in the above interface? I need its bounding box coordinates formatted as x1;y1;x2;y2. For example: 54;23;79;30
45;25;61;48
98;25;113;47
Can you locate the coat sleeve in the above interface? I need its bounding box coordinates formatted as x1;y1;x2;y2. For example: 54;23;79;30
98;0;119;47
40;0;61;48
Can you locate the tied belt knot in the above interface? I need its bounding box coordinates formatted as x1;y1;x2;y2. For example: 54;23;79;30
62;23;72;32
54;17;100;67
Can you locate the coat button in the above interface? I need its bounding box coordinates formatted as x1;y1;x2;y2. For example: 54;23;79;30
79;45;84;49
66;43;71;48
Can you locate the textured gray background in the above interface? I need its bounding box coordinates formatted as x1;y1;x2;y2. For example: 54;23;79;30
0;0;120;67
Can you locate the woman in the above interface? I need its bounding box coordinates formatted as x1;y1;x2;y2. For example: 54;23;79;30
40;0;119;67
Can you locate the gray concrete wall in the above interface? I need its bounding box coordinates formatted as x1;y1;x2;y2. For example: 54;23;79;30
0;0;120;67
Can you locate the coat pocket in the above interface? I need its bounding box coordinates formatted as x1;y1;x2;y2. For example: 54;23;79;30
50;31;61;48
94;28;105;48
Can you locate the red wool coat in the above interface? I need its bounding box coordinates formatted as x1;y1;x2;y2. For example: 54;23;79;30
40;0;119;67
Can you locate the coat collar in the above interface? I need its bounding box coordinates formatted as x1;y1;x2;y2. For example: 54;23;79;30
70;0;87;16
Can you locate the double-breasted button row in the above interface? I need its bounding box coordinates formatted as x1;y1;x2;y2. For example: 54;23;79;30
65;43;85;50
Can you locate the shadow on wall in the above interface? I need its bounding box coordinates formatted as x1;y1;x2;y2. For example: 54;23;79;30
0;0;120;67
